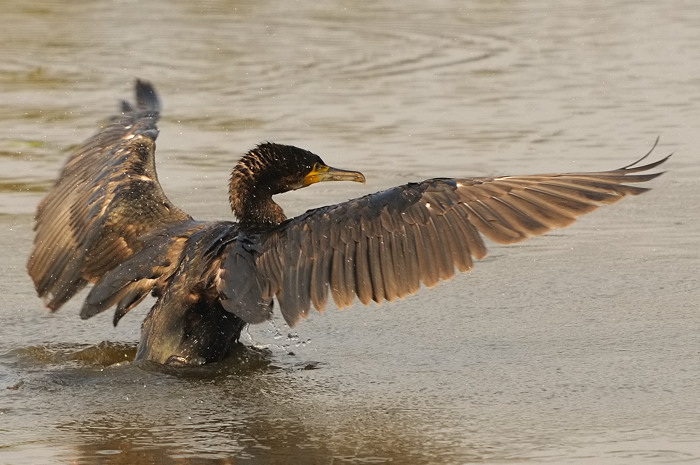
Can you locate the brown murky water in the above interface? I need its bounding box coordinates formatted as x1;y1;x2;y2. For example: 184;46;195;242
1;1;699;464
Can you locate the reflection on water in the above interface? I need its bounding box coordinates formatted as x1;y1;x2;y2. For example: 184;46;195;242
2;0;700;464
5;341;465;465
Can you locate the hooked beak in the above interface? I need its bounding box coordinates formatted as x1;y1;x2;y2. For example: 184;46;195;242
303;163;366;187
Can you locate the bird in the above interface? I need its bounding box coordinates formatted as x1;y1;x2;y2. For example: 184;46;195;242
27;80;669;366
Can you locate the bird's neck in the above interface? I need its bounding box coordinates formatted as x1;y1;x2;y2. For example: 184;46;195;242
228;153;287;230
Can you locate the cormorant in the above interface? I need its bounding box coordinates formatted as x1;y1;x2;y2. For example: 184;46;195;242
27;80;669;366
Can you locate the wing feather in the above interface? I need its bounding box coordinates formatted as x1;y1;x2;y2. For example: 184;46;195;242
252;152;669;326
354;234;373;305
27;80;191;311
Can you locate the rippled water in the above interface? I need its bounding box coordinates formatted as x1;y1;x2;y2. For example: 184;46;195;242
2;1;699;464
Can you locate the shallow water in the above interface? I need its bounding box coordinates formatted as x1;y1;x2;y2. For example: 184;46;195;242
1;1;699;464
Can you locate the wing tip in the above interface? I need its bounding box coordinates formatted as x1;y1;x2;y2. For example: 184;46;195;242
80;303;100;321
618;137;672;172
134;79;160;113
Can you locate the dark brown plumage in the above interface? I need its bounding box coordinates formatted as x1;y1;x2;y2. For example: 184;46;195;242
27;80;669;366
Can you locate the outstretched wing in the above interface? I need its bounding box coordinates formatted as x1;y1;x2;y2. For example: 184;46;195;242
27;80;192;311
251;151;669;326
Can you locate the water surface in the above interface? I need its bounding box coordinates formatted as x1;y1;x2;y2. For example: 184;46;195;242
1;1;699;464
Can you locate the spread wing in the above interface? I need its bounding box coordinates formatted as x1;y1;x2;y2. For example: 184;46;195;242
251;151;669;326
27;80;192;311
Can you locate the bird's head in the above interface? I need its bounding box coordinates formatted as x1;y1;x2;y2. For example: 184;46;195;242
229;143;365;227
